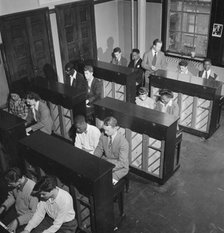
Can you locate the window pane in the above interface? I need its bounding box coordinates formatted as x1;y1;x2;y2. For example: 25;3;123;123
197;2;211;13
196;14;209;34
194;35;207;57
170;0;182;11
183;0;196;12
182;13;196;33
170;12;182;31
168;32;181;52
181;33;195;55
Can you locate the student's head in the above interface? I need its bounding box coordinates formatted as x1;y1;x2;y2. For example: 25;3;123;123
203;58;212;71
10;93;20;101
159;89;174;104
32;175;57;201
4;167;23;188
138;87;149;101
74;115;87;134
152;39;163;52
178;60;188;73
103;116;118;137
132;48;140;61
65;62;76;77
84;65;94;81
26;92;40;106
113;47;122;60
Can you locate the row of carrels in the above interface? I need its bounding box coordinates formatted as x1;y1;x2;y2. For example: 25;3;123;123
0;60;223;233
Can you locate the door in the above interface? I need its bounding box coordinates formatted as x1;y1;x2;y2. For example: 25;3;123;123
0;8;55;86
55;0;97;75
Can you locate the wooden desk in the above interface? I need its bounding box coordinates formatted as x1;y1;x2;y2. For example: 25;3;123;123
31;77;87;138
19;131;114;233
94;97;179;184
150;70;223;138
77;60;138;103
0;110;26;168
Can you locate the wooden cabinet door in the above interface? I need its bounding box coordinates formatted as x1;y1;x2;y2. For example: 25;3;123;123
1;8;55;85
55;1;97;73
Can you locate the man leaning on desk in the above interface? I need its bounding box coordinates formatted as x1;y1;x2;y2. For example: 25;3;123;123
94;116;129;184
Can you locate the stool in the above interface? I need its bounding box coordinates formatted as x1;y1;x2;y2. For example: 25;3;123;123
113;175;129;230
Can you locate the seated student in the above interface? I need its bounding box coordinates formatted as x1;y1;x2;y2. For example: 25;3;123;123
22;175;77;233
0;167;38;233
25;92;53;135
198;58;218;80
84;65;103;108
9;92;29;120
94;116;129;184
177;60;193;82
135;87;155;109
73;115;101;154
155;89;179;118
111;47;128;66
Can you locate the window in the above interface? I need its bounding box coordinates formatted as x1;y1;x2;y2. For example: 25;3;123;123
166;0;212;58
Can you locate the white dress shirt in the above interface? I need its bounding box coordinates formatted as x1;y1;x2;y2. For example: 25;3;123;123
70;71;77;86
25;188;75;233
75;124;101;154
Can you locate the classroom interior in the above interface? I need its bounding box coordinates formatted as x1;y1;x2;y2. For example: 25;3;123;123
0;0;224;233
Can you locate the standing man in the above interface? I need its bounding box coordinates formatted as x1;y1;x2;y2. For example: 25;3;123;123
198;58;218;80
73;115;101;154
64;62;87;92
128;48;144;87
141;39;167;79
0;167;38;233
111;47;128;66
26;92;53;135
94;116;129;184
21;175;77;233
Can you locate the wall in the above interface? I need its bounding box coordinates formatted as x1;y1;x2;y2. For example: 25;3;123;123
94;1;119;63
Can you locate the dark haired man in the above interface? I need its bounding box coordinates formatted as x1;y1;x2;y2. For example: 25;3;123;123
141;39;167;79
0;167;38;233
198;58;218;80
64;62;87;92
22;175;77;233
94;116;129;184
26;92;53;135
111;47;127;66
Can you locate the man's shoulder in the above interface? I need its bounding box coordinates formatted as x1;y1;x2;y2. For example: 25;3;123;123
88;124;101;133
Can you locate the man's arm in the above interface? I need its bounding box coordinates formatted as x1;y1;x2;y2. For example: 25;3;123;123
93;134;104;157
141;52;152;71
74;134;82;149
160;53;167;70
0;191;16;213
88;80;103;104
24;202;46;233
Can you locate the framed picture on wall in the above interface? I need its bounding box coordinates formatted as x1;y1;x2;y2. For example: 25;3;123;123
212;23;223;38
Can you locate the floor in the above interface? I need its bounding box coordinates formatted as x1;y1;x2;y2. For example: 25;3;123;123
117;112;224;233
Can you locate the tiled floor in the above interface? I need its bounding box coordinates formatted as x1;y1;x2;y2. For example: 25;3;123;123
117;112;224;233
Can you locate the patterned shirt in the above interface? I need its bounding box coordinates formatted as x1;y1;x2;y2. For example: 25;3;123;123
9;98;28;119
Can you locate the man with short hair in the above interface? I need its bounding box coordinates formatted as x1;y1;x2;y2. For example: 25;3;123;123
74;115;101;154
0;167;38;233
178;60;193;82
198;58;218;80
26;92;53;135
84;65;103;108
111;47;127;66
141;39;167;79
21;175;77;233
94;116;129;183
64;62;87;92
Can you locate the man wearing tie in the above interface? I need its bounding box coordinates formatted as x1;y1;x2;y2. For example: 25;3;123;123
198;58;218;81
64;62;87;92
141;39;167;79
25;92;53;135
94;116;129;184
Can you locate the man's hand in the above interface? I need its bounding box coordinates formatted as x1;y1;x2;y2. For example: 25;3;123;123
7;219;18;232
151;65;157;71
0;206;5;215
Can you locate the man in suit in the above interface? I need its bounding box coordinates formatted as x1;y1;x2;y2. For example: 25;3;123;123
141;39;167;79
128;48;144;87
111;47;127;66
94;116;129;184
25;92;53;135
64;62;87;92
198;58;218;81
